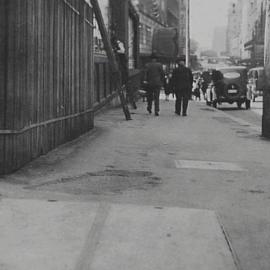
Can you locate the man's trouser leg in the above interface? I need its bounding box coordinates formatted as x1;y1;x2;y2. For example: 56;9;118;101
154;87;161;113
175;92;182;114
147;87;154;112
182;93;189;115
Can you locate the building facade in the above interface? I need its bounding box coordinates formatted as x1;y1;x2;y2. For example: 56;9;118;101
93;0;140;108
132;0;187;65
178;0;187;57
243;0;266;66
132;0;168;65
167;0;180;27
226;0;242;58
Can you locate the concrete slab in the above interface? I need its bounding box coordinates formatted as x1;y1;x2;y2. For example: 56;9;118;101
0;199;99;270
84;205;237;270
0;199;237;270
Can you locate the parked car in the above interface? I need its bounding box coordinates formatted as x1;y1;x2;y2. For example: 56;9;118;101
247;67;264;101
211;66;250;109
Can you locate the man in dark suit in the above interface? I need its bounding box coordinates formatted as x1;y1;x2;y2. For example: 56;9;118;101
171;59;193;116
145;54;165;116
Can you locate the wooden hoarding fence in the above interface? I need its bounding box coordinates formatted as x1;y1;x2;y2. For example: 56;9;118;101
0;0;94;174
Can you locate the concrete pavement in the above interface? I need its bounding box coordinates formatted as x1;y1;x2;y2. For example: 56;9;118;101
0;199;237;270
0;95;269;270
251;96;263;116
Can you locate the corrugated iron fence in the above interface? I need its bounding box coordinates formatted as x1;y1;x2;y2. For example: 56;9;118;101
0;0;94;174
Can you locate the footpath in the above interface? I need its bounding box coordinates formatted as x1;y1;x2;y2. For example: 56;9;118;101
0;96;269;270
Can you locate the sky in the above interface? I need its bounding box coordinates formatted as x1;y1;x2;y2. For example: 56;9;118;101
190;0;231;50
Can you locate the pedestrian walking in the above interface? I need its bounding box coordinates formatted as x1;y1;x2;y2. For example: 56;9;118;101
171;59;193;116
200;71;211;99
145;54;165;116
192;78;201;101
246;79;252;109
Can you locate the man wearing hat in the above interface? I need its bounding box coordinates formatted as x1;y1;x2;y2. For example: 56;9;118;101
171;58;193;116
145;54;165;116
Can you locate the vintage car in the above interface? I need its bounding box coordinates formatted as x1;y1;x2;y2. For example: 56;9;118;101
247;67;265;102
211;66;249;109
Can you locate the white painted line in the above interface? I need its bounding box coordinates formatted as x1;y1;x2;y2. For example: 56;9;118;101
175;160;245;171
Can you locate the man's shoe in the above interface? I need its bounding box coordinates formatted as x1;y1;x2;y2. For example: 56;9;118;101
147;108;152;114
175;111;180;115
182;113;187;116
155;112;159;116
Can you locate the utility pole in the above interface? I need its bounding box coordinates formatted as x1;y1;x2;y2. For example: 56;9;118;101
185;0;190;67
262;0;270;137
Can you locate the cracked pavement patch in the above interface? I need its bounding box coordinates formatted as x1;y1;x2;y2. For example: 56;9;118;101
25;170;162;195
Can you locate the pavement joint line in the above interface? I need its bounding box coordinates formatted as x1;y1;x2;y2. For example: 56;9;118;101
74;202;111;270
217;214;243;270
174;160;246;172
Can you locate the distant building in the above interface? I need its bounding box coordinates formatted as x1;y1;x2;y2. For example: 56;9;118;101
239;0;249;60
212;26;227;55
226;0;266;66
226;0;242;58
